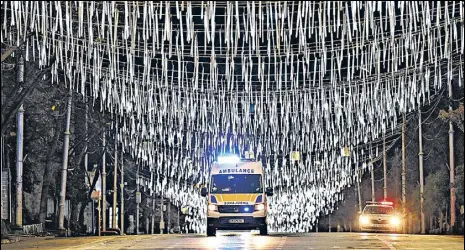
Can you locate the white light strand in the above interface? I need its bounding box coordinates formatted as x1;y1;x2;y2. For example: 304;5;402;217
1;1;462;233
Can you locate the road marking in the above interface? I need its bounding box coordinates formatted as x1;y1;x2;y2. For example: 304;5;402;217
163;237;184;250
376;235;396;250
62;237;114;250
276;236;287;249
64;235;157;250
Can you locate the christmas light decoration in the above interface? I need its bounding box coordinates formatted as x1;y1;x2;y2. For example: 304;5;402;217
1;1;463;233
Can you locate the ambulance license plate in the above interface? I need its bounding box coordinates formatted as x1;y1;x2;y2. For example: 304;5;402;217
229;219;244;223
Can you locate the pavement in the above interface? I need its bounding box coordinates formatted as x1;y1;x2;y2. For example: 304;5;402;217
1;231;464;250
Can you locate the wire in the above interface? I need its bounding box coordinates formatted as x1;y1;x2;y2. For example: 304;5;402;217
422;124;447;141
67;53;461;100
421;89;446;125
4;2;457;50
450;96;464;102
20;19;457;71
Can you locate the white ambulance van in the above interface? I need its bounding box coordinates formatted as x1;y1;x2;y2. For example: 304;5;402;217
201;155;273;236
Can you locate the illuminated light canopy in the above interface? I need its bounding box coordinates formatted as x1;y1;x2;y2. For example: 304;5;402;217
1;1;462;233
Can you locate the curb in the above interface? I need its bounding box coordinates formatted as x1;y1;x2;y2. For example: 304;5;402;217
1;236;20;244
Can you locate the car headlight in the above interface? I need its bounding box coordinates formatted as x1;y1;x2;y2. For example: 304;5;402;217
390;216;400;226
208;204;217;211
255;203;266;211
359;215;369;225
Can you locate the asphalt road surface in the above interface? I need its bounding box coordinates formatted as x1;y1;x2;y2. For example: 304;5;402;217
2;232;464;250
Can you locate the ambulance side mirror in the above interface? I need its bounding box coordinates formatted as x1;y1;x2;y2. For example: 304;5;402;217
265;187;273;197
200;187;208;197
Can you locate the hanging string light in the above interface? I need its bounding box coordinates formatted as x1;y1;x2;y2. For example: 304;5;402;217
1;1;463;233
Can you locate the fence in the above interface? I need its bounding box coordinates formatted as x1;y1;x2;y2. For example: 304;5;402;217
22;223;43;235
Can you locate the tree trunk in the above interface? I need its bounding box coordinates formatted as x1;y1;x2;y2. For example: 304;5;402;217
39;121;61;225
54;197;58;228
78;201;88;228
445;206;449;232
408;214;413;234
429;215;433;233
70;201;79;232
440;210;444;233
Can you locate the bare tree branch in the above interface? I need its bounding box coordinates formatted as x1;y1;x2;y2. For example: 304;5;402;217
1;64;53;135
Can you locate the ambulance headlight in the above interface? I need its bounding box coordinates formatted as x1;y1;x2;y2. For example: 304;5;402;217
390;216;401;226
208;204;217;211
359;215;369;225
255;203;266;211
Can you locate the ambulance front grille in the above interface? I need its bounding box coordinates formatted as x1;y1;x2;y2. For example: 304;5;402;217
218;205;254;213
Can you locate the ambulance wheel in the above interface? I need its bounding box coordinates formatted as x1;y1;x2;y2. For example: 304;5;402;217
207;226;216;236
259;225;268;235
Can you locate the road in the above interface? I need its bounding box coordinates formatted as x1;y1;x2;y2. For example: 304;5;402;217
2;232;464;250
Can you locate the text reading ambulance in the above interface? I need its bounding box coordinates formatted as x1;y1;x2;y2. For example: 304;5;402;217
201;155;273;236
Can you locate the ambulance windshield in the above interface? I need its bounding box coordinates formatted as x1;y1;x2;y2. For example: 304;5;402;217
210;174;263;194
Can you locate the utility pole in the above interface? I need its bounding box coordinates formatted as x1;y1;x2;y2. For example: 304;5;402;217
355;163;362;213
120;145;124;234
167;198;171;234
160;195;164;234
402;112;407;234
418;109;426;234
14;54;25;230
112;121;118;229
98;193;101;236
383;137;387;200
371;162;375;202
84;99;90;233
177;208;180;233
1;136;3;221
91;200;94;234
84;101;88;175
357;174;362;213
151;183;156;234
102;129;107;231
58;86;72;233
14;107;24;229
448;79;456;232
136;165;140;235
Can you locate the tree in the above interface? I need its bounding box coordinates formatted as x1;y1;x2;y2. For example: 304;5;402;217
455;164;464;206
424;167;450;218
439;103;464;132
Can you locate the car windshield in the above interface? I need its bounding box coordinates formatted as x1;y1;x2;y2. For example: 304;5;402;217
210;174;263;194
364;206;394;214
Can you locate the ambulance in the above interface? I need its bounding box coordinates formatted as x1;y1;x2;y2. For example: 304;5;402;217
200;155;273;236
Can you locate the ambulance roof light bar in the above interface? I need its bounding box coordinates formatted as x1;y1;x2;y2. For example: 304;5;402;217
217;155;241;164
